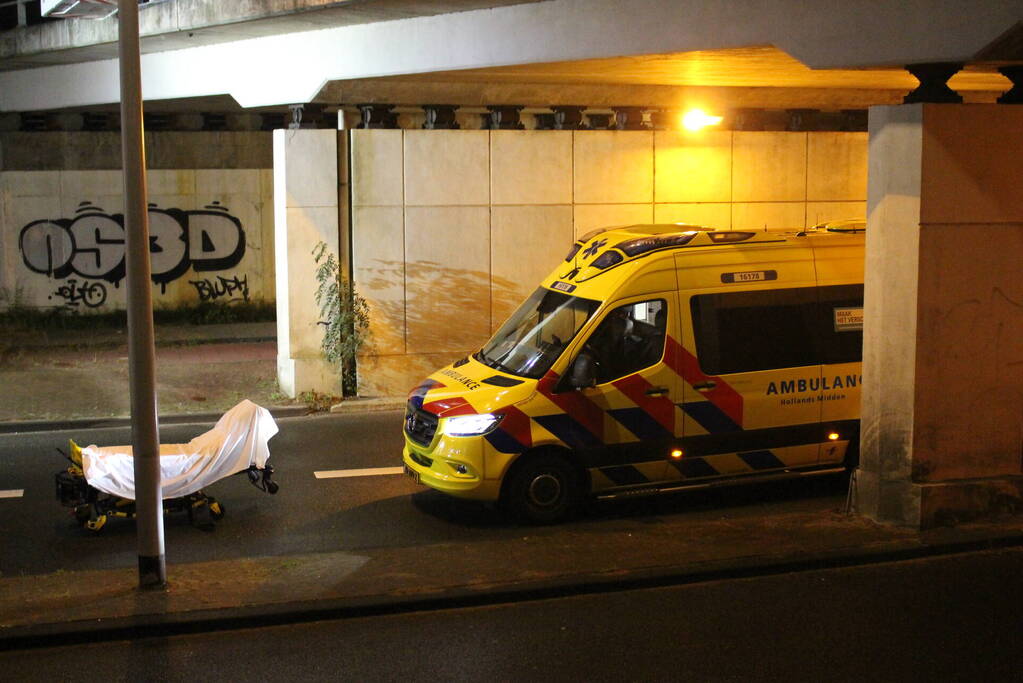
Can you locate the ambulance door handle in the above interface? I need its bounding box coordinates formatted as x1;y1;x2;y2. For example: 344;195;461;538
693;381;716;391
646;386;669;397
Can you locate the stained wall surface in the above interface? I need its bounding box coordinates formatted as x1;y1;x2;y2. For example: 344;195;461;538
915;105;1023;483
0;168;274;311
351;128;868;396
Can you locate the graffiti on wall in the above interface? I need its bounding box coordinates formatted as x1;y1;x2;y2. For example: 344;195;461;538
18;200;246;295
190;274;250;303
51;278;107;308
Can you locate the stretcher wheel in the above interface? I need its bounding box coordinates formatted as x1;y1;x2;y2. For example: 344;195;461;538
188;498;215;530
74;504;92;526
85;514;107;532
209;499;225;521
266;481;279;495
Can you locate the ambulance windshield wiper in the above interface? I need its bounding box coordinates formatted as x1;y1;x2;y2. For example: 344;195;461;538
476;348;514;375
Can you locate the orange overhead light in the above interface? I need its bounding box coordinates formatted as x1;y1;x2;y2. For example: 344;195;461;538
681;109;723;131
670;449;684;459
828;432;840;441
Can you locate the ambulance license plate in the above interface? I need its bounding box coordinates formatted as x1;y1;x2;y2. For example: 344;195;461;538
403;463;420;484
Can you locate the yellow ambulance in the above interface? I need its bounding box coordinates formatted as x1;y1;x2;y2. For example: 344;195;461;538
402;222;864;522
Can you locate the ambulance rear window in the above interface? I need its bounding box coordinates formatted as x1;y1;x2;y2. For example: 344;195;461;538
690;285;864;375
691;288;818;374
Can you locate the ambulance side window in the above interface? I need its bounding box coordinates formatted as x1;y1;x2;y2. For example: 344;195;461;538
586;299;667;384
690;288;817;375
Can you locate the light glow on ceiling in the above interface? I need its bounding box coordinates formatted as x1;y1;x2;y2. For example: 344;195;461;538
681;109;723;131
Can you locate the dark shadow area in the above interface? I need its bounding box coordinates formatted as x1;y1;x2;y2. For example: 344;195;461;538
410;489;508;528
586;472;851;522
402;472;850;531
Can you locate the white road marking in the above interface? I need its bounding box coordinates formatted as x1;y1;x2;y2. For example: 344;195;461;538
315;467;405;479
0;489;25;499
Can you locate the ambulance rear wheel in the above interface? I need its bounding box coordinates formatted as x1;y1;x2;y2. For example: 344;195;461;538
505;454;580;524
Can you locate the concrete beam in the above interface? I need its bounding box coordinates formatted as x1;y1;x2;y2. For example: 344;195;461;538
1;0;1020;111
2;1;539;67
321;79;1004;110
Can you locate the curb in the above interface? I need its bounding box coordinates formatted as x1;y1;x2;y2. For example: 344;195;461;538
3;527;1022;652
5;335;276;352
0;406;311;435
330;398;405;414
0;399;408;435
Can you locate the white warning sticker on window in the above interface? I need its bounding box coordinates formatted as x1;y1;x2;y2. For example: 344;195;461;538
834;307;864;332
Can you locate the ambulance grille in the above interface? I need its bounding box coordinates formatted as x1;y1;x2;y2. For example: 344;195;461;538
405;402;438;447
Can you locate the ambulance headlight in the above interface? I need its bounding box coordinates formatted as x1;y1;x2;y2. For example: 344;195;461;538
445;413;504;436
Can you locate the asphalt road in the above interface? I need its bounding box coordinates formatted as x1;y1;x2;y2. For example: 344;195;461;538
2;547;1020;681
0;410;849;577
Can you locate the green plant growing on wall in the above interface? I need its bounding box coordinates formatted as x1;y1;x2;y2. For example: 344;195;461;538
313;241;369;398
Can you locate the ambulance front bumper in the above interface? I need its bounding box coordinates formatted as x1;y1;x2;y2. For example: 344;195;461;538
401;433;503;502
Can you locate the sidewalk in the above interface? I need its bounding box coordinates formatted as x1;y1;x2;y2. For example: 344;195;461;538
0;321;404;428
2;501;1022;650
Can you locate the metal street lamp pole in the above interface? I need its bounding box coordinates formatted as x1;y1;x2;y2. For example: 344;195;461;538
118;0;165;588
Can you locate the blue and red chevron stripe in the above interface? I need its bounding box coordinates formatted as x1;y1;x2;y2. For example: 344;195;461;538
422;396;477;417
408;378;445;410
664;336;744;432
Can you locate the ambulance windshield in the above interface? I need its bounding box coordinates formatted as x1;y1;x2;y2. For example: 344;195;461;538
476;287;600;379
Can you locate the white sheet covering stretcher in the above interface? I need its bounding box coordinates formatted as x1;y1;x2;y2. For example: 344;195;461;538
81;399;279;500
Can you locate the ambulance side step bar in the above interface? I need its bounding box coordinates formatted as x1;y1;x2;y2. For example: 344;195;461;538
594;465;848;501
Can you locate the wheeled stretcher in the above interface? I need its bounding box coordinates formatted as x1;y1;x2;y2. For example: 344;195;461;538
55;400;279;531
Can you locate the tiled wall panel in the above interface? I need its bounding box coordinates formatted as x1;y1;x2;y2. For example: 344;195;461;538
404;206;492;354
491;205;574;326
732;132;808;203
573;131;654;205
404;130;490;206
491;130;573;205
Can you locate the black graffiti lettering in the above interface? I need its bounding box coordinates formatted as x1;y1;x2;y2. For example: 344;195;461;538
19;220;75;276
148;206;190;288
51;278;107;309
190;274;250;303
19;202;246;287
188;205;246;272
68;211;125;282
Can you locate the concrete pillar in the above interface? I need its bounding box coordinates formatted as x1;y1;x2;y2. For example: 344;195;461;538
273;129;343;397
855;104;1023;528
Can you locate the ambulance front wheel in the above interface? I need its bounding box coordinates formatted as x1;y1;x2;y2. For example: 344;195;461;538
504;453;581;525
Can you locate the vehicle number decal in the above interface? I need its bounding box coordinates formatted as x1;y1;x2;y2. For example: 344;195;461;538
834;307;864;332
721;270;777;284
551;281;576;292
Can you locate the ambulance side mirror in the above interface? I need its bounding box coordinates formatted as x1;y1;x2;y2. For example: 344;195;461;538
567;352;597;390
